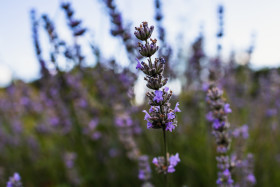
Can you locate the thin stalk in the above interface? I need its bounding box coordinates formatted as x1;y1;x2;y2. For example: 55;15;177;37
163;127;168;186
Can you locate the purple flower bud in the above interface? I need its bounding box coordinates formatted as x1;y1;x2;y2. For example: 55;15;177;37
202;82;209;91
216;178;222;184
136;58;142;70
224;103;232;114
152;157;158;165
138;171;145;180
227;178;234;184
206;112;214;122
149;106;159;113
159;57;165;64
147;122;152;129
167;112;175;120
223;169;230;177
165;122;175;132
13;173;21;181
247;173;256;184
174;102;181;113
241;125;249;139
212;120;222;129
143;110;151;121
167;165;175;173
153;90;163;103
169;153;180;166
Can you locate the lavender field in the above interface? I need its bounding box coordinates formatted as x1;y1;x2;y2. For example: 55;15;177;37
1;1;280;187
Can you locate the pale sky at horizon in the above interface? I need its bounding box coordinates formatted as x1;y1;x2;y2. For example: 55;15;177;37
0;0;280;87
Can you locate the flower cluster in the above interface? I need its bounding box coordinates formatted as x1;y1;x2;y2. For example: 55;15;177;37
152;153;180;174
135;22;181;132
6;173;22;187
102;0;141;61
206;84;233;186
232;124;249;139
138;155;153;186
63;152;81;185
232;154;256;187
231;125;256;187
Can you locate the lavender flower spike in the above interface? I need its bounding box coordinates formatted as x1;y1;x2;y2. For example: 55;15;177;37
206;84;234;186
134;22;181;178
135;21;181;132
152;153;181;174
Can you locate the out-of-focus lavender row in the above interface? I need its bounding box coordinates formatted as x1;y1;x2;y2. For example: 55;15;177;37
0;1;279;186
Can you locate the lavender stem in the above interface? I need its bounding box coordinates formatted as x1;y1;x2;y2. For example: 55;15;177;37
163;127;168;186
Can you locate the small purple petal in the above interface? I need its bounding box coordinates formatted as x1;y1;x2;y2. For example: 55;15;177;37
247;173;256;184
136;58;142;70
147;122;153;129
165;122;175;132
143;110;151;121
224;103;232;114
167;165;175;173
174;102;181;113
167;112;175;120
169;153;180;166
152;157;158;165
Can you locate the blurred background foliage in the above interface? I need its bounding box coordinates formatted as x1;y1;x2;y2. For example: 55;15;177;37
0;0;280;186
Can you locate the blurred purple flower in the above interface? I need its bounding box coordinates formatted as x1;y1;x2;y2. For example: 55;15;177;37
224;103;232;114
136;58;142;70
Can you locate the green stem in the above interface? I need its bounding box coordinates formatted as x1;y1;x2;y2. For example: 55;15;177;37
163;127;168;187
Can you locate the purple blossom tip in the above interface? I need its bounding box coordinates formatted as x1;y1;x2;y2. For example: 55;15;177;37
147;122;152;129
169;153;180;166
174;102;181;113
206;112;214;122
143;110;151;121
224;103;232;114
216;178;222;185
152;157;158;165
247;173;256;184
222;169;230;177
136;58;142;70
164;87;169;92
14;173;20;181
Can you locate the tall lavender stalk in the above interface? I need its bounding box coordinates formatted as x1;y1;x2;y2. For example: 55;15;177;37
134;22;181;186
206;84;234;186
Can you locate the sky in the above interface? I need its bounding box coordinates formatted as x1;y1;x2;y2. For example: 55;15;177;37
0;0;280;87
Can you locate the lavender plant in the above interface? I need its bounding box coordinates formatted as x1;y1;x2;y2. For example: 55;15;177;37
231;125;256;187
206;84;234;186
134;21;181;183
